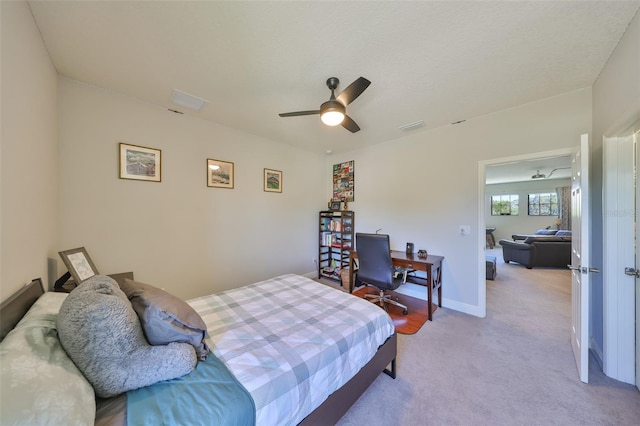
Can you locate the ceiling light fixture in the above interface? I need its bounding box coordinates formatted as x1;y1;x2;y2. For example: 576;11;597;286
531;170;546;179
320;100;345;126
531;167;571;179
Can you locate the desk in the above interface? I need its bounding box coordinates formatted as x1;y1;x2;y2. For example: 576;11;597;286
349;251;444;321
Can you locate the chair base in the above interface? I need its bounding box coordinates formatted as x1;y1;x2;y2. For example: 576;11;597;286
364;289;408;315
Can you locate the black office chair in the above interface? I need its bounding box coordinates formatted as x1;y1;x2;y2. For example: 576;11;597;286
355;233;408;315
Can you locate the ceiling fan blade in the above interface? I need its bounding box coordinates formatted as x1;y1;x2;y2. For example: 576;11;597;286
341;115;361;133
336;77;371;106
279;110;320;117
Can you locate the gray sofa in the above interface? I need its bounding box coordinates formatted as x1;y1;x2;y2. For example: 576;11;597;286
499;230;572;269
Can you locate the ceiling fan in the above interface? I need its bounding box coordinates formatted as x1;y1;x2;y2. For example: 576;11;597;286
279;76;371;133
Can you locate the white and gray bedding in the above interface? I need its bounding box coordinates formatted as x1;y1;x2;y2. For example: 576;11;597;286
0;274;395;425
188;274;396;425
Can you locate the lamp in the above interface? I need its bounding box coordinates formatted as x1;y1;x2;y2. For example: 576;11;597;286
320;100;345;126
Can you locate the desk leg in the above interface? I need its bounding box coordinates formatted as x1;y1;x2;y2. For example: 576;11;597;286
427;267;433;321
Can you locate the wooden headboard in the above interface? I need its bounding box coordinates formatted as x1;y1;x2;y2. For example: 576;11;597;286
0;278;45;341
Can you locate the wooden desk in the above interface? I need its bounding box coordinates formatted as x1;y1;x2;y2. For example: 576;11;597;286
349;251;444;321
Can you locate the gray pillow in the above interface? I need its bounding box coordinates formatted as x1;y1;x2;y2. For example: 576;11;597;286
57;276;196;398
535;229;558;235
120;278;209;361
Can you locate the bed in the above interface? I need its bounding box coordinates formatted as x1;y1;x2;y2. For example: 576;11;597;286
0;274;397;425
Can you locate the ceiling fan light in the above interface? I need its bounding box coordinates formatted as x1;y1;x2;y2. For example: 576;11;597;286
321;110;345;126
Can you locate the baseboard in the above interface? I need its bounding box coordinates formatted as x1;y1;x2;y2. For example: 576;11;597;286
442;298;485;318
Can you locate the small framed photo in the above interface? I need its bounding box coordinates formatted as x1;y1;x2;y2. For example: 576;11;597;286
59;247;100;284
207;158;234;188
330;200;341;210
264;168;282;193
119;143;161;182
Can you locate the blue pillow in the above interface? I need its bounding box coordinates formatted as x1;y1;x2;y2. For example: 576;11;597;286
555;230;572;237
120;279;210;361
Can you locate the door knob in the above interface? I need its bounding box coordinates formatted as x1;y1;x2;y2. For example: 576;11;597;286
624;267;640;278
568;265;600;274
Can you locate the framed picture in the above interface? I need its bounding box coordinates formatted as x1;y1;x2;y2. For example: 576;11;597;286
207;158;234;188
59;247;100;284
329;200;341;210
119;143;161;182
332;160;354;202
264;168;282;193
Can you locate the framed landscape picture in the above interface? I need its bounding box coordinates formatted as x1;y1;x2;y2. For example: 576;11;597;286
119;143;161;182
264;168;282;193
207;158;234;188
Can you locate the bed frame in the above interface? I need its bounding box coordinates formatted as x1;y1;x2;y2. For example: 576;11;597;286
0;277;397;425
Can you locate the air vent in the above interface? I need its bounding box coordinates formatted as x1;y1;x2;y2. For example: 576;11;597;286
170;89;208;112
399;120;425;132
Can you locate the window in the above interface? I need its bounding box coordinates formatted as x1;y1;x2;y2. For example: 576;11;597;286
528;192;558;216
491;195;519;216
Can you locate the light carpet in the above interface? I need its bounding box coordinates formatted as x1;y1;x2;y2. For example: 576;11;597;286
336;255;640;425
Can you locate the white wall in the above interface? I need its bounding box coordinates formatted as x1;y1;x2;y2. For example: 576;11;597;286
486;178;572;242
57;79;325;300
0;2;58;300
329;89;591;316
591;9;640;377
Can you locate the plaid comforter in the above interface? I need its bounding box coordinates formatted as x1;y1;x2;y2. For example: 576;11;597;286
188;274;395;426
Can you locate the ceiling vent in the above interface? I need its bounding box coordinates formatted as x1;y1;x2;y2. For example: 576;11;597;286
399;120;425;132
170;89;208;112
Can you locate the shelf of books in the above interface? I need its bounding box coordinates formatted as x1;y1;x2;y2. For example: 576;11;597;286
318;210;354;283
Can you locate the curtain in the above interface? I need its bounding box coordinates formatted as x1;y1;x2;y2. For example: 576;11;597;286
556;186;571;230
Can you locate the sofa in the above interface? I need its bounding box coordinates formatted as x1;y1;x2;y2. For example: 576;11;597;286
511;229;572;240
499;230;572;269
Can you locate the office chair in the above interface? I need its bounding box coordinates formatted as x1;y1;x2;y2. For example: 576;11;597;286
355;233;408;315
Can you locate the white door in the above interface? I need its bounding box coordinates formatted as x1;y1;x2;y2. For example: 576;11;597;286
570;134;594;383
603;130;636;384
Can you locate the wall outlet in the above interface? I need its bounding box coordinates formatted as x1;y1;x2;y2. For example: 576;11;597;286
459;225;471;235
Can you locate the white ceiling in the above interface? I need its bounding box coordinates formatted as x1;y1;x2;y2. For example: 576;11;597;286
28;1;639;157
485;154;573;185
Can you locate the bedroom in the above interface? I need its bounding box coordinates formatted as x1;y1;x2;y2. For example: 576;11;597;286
1;1;640;422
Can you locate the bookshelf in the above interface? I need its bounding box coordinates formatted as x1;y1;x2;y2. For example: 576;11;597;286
318;210;354;283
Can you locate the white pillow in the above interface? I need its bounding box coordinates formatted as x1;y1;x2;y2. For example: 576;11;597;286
0;292;96;425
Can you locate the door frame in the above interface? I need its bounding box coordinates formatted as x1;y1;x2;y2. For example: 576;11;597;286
478;147;577;318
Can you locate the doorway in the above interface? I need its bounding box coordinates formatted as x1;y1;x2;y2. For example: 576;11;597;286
477;147;575;317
